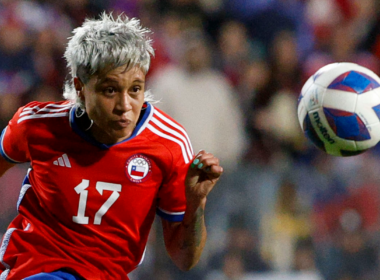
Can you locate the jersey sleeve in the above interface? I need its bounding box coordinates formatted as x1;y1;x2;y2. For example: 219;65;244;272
0;104;33;163
154;109;194;222
156;156;191;222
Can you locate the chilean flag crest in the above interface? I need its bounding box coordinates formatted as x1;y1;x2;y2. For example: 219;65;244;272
131;165;145;177
125;154;152;183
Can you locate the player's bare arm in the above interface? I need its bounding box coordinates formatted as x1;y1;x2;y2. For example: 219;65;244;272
0;155;15;177
161;150;223;271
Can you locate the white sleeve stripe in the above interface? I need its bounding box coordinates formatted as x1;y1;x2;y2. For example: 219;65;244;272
137;246;147;267
157;207;185;215
20;106;72;117
45;103;72;108
17;184;32;211
22;103;71;112
0;227;17;269
154;110;194;154
18;112;69;123
0;269;10;279
21;105;41;112
147;124;190;163
0;222;30;273
151;117;193;160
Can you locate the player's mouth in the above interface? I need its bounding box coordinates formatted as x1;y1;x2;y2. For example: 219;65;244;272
113;119;131;129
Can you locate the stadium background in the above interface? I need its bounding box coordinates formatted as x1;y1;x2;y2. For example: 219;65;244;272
1;0;380;279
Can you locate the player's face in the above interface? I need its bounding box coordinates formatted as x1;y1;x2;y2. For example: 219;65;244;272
79;65;146;144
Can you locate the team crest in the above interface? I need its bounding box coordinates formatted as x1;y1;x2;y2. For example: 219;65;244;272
125;154;152;183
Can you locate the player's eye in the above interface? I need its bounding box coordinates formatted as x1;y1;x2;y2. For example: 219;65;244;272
132;86;141;93
130;86;142;96
104;87;116;96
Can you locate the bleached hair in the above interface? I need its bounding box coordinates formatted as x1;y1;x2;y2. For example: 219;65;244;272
63;12;155;107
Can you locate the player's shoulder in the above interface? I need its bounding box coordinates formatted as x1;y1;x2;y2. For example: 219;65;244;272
14;100;73;125
151;106;183;127
145;105;194;164
149;106;187;137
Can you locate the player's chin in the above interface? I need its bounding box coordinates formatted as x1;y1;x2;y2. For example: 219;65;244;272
110;128;133;141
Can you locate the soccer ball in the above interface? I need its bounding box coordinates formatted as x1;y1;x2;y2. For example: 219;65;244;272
298;62;380;156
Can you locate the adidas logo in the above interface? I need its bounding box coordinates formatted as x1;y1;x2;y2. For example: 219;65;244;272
53;153;71;168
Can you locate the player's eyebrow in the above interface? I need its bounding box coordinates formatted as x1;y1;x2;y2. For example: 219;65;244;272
133;79;145;84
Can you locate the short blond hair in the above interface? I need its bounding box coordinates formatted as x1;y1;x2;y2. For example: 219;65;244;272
63;12;155;107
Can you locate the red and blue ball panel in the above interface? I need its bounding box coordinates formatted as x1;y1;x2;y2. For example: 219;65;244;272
328;71;380;94
324;108;370;141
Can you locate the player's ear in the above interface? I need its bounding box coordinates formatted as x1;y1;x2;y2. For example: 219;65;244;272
74;77;85;101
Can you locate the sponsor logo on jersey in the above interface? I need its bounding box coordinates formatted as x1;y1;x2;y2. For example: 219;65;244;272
125;154;152;183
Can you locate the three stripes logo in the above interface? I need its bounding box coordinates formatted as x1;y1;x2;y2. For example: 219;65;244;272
53;153;71;168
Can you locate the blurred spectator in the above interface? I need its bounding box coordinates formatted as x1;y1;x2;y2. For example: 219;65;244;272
321;210;379;280
149;10;188;70
261;179;312;271
311;153;380;241
207;213;270;279
205;250;246;280
109;0;139;18
236;60;271;117
0;20;35;98
292;237;320;273
0;94;23;130
244;30;305;165
304;0;380;78
215;20;265;87
156;0;206;29
149;29;247;170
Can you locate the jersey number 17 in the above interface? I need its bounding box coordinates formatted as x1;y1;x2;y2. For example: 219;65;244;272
72;179;122;225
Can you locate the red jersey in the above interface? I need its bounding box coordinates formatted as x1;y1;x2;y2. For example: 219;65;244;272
0;101;193;279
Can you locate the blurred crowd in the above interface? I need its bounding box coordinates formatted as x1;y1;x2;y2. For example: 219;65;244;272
2;0;380;279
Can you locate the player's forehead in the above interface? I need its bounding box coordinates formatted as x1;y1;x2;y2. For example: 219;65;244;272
93;65;146;85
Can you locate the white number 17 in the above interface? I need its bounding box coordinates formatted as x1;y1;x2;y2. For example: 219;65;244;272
72;179;122;225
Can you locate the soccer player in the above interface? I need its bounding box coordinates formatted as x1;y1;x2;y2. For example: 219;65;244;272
0;13;223;280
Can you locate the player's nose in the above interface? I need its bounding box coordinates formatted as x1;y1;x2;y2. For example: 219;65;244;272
115;93;132;113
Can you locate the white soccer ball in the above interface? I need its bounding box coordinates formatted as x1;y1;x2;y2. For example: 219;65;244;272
298;62;380;156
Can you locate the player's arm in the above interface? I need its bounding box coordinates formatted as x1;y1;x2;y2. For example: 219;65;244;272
0;155;15;177
161;150;223;271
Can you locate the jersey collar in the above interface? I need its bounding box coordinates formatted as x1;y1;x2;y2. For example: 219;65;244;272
69;102;153;149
